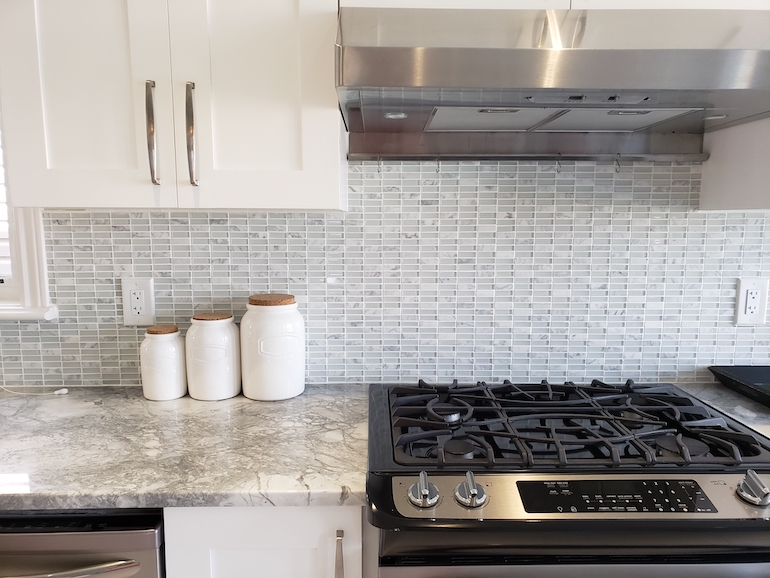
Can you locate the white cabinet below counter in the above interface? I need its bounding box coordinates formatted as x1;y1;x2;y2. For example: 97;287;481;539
164;506;363;578
0;0;346;211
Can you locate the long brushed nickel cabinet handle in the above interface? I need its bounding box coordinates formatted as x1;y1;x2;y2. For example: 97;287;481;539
185;81;199;186
145;81;160;185
334;530;344;578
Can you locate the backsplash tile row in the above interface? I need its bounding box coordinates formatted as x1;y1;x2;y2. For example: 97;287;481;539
1;160;770;387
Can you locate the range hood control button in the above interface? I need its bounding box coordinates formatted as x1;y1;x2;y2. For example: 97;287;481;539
454;471;487;508
737;470;770;507
407;471;439;508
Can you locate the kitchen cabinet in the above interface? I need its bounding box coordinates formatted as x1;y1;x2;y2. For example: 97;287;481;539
700;117;770;210
164;506;363;578
0;0;346;211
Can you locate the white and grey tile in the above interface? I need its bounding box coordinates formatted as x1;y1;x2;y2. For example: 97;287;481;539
1;160;770;387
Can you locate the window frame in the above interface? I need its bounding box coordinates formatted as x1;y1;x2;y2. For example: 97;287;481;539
0;206;58;321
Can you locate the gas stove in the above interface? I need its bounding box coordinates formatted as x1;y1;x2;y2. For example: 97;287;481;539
367;379;770;577
375;379;770;470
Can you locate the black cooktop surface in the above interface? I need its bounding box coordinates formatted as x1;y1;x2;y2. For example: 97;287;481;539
368;379;770;472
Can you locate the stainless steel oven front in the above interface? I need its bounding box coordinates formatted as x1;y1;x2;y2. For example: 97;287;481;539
366;380;770;578
374;472;770;578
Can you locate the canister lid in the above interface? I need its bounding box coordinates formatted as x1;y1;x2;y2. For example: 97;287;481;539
248;293;296;306
146;324;179;334
192;312;234;321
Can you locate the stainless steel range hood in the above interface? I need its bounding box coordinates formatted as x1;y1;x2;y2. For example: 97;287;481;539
336;8;770;161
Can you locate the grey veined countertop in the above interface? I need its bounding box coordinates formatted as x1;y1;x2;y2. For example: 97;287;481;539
1;381;770;511
0;384;368;510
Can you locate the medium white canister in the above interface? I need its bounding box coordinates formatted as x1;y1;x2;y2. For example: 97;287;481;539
240;293;305;401
185;312;241;401
140;324;187;401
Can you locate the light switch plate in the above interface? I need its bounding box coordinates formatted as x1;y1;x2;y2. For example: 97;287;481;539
735;277;768;326
121;277;156;326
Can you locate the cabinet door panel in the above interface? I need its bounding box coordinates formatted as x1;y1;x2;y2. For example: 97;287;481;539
0;0;177;208
207;0;302;171
37;0;135;170
164;506;363;578
169;0;347;211
211;548;314;578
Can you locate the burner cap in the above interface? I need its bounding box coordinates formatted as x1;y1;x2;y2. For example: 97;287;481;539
426;398;474;426
655;434;711;458
443;439;477;459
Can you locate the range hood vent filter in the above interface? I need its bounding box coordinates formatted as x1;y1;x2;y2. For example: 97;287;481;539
425;107;702;133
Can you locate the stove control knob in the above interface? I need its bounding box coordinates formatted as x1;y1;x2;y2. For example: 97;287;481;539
407;471;439;508
454;471;487;508
737;470;770;507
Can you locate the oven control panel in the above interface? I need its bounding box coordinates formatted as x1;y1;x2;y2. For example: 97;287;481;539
517;479;717;513
391;472;770;521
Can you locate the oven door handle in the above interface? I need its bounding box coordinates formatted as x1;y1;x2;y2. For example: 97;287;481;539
2;559;140;578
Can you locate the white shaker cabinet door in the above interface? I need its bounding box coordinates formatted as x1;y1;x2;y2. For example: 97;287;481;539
0;0;179;208
167;0;348;211
164;506;363;578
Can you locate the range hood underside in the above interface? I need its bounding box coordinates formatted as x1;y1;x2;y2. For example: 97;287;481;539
346;131;707;162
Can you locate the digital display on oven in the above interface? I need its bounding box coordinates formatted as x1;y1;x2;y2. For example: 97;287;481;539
517;479;718;514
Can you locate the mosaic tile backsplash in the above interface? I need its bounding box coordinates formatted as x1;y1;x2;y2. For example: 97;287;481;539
2;160;770;387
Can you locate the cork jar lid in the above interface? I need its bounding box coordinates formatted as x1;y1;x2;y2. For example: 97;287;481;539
249;293;296;306
146;324;179;335
192;311;233;321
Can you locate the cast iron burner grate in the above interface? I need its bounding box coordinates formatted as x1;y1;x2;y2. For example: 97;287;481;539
390;379;768;469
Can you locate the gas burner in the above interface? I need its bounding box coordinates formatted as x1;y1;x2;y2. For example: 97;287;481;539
655;434;712;460
444;439;477;457
426;398;473;427
424;438;480;461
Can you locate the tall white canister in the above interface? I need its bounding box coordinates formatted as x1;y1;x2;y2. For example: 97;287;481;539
185;312;241;401
240;293;305;400
140;324;187;401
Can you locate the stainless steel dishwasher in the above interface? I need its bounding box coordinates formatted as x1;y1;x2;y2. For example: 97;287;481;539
0;509;163;578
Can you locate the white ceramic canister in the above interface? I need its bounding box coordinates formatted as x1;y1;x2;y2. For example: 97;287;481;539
240;293;305;401
185;312;241;401
140;324;187;401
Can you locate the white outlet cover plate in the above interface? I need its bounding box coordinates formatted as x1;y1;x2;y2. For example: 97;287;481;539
735;277;768;326
121;277;156;326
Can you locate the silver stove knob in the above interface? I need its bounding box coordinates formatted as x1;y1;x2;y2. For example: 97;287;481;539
737;470;770;507
407;471;439;508
454;471;487;508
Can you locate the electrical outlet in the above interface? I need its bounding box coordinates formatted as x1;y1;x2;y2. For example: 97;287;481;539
735;278;768;326
121;277;156;326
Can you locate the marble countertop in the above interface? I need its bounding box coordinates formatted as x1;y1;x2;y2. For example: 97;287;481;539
2;381;770;512
0;385;368;510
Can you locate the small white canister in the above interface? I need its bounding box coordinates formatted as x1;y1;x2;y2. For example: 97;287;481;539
240;293;305;401
185;312;241;401
140;324;187;401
